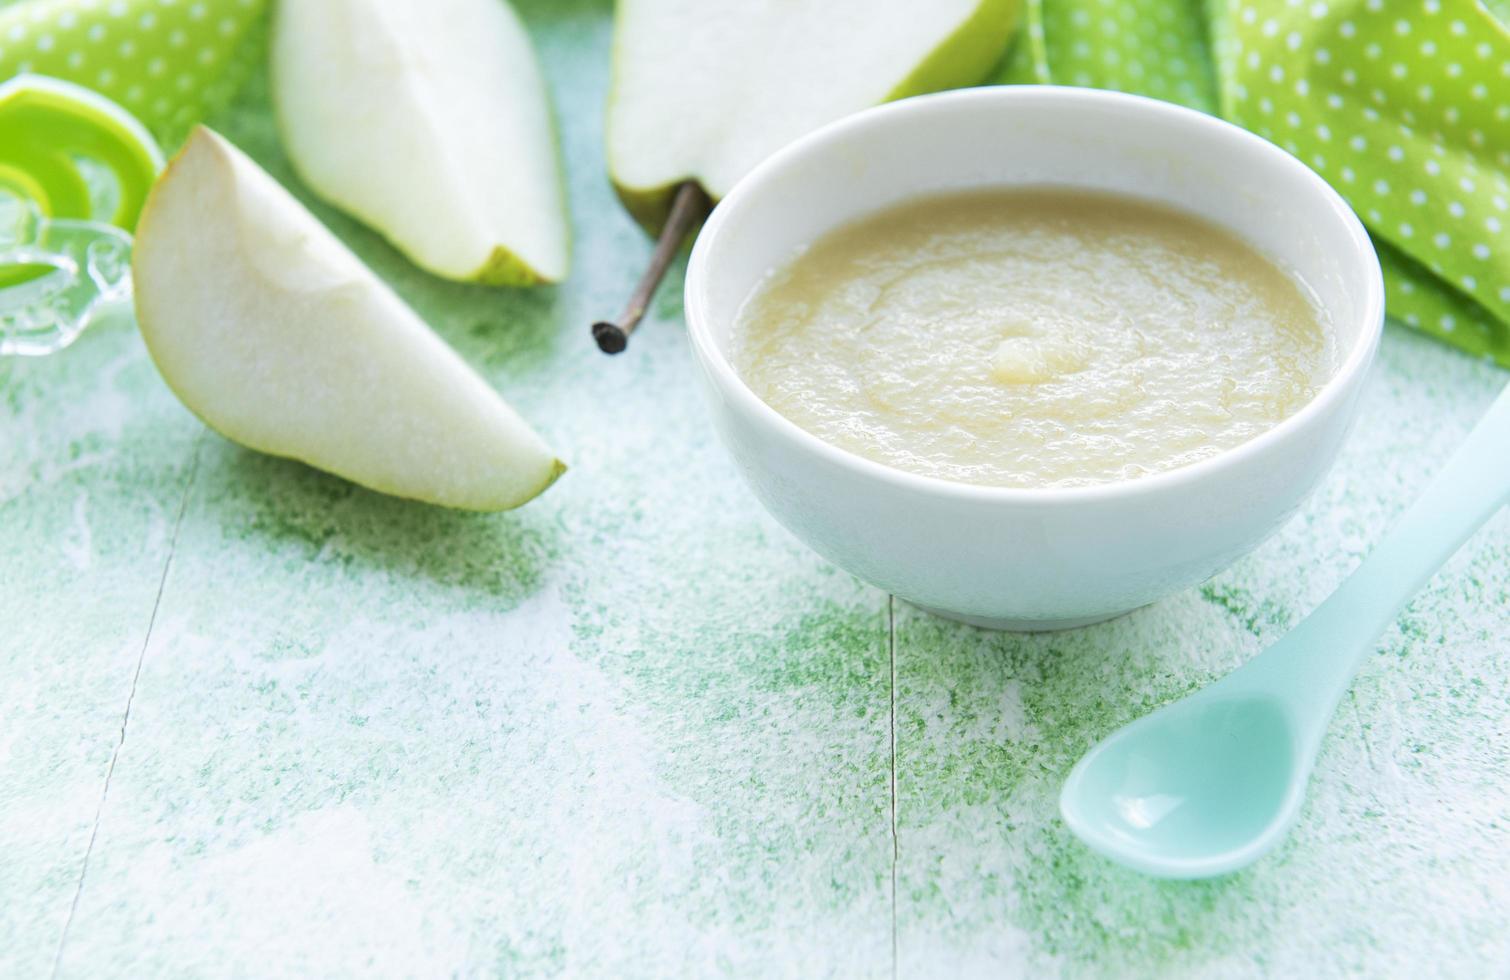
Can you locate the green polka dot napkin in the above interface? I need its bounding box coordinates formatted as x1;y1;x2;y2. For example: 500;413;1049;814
1001;0;1510;367
0;0;266;146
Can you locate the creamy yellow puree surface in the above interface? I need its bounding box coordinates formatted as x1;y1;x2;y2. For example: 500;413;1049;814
732;188;1333;488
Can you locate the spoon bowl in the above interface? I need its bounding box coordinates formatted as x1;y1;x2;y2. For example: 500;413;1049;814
1061;693;1305;878
1059;381;1510;878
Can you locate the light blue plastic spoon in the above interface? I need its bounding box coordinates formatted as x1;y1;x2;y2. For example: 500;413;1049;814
1061;380;1510;879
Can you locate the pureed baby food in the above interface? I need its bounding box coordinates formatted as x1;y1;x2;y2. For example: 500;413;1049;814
732;188;1334;488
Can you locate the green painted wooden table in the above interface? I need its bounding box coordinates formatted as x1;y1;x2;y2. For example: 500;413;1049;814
4;3;1508;975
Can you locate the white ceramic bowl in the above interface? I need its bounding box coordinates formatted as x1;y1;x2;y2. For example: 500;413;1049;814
684;87;1383;630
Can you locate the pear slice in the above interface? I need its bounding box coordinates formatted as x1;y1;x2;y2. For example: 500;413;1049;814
606;0;1018;230
270;0;568;286
133;127;565;511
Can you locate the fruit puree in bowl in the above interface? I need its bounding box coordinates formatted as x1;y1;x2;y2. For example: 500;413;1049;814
733;187;1334;489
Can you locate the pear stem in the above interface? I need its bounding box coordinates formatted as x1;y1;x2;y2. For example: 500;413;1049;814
593;180;711;354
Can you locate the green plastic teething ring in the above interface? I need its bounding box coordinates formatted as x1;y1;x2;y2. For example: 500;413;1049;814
0;74;164;230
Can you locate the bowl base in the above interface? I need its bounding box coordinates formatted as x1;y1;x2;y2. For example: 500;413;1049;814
911;603;1134;633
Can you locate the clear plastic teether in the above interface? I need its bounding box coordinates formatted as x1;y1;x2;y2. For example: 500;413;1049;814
0;74;162;357
0;190;133;356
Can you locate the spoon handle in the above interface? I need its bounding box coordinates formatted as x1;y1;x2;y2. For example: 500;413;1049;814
1279;381;1510;704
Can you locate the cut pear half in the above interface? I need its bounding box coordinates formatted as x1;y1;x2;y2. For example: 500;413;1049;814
272;0;569;285
133;127;565;511
606;0;1018;229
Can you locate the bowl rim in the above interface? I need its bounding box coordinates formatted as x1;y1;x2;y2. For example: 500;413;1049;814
684;85;1385;506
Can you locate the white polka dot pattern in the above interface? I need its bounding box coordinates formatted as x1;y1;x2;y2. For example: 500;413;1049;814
0;0;266;144
998;0;1220;112
1000;0;1509;366
1216;0;1508;361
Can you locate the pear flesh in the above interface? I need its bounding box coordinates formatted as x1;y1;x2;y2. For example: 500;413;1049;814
271;0;569;285
606;0;1017;227
132;127;565;511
